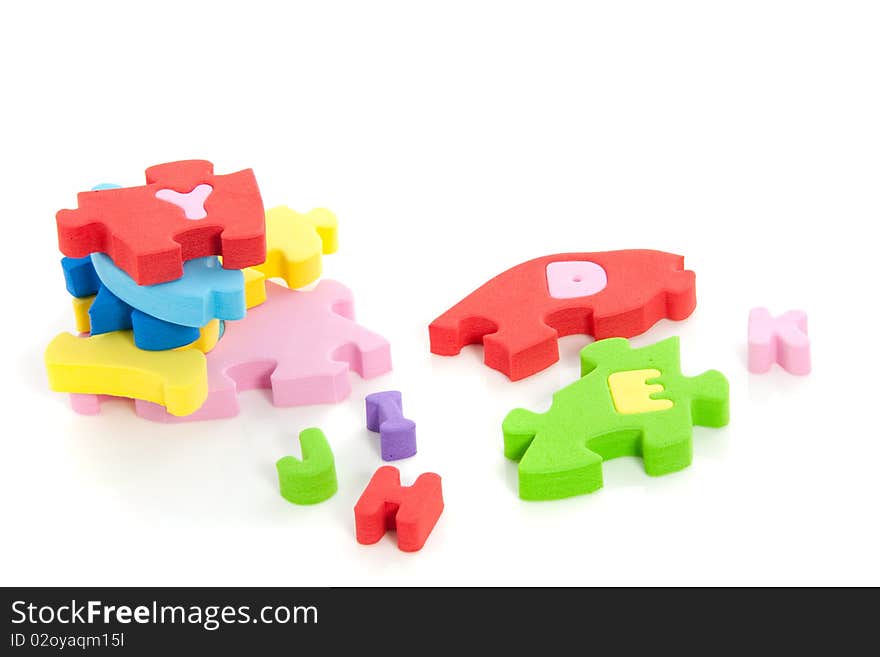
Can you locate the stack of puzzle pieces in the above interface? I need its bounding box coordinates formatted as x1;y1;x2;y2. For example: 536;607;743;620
45;160;392;421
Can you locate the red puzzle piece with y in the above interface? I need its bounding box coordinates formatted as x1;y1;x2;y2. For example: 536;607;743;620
56;160;266;285
429;250;696;381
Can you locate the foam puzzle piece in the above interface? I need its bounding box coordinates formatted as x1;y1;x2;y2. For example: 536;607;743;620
365;391;417;461
119;279;392;422
71;296;94;334
276;428;338;505
251;206;338;289
748;308;811;375
88;286;201;350
354;466;444;552
92;253;245;327
62;255;100;297
56;160;266;285
503;336;729;500
71;293;223;354
243;268;267;309
62;256;102;298
45;331;207;416
429;250;697;381
183;320;223;353
69;393;113;415
62;256;222;350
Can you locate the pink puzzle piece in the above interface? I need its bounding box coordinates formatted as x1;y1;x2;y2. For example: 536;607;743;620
155;184;213;219
70;394;106;415
70;280;392;420
748;307;811;375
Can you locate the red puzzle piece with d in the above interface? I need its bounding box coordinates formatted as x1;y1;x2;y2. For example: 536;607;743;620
56;160;266;285
429;250;696;381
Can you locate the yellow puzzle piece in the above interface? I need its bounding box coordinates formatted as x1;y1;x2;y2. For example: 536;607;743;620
232;206;337;308
243;268;267;309
45;331;208;416
70;297;222;354
176;319;222;353
71;296;94;334
607;368;674;415
249;205;338;291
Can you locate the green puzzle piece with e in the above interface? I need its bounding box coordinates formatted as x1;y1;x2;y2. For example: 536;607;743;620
503;337;729;501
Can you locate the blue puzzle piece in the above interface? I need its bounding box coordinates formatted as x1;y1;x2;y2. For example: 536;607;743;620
88;285;132;334
91;254;246;328
60;257;203;351
130;308;201;351
88;286;200;350
61;256;101;298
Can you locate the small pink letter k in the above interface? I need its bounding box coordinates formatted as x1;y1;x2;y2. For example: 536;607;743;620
155;183;213;220
748;307;811;375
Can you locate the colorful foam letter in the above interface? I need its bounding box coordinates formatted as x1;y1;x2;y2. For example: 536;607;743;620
354;466;444;552
365;391;417;461
276;428;338;505
748;308;811;375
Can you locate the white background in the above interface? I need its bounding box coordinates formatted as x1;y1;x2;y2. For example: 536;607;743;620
1;1;878;586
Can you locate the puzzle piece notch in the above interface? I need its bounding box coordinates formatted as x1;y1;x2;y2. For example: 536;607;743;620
365;391;417;461
56;160;266;285
276;428;338;505
354;466;444;552
429;250;697;381
503;337;729;501
748;307;811;375
118;279;392;422
45;331;207;416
